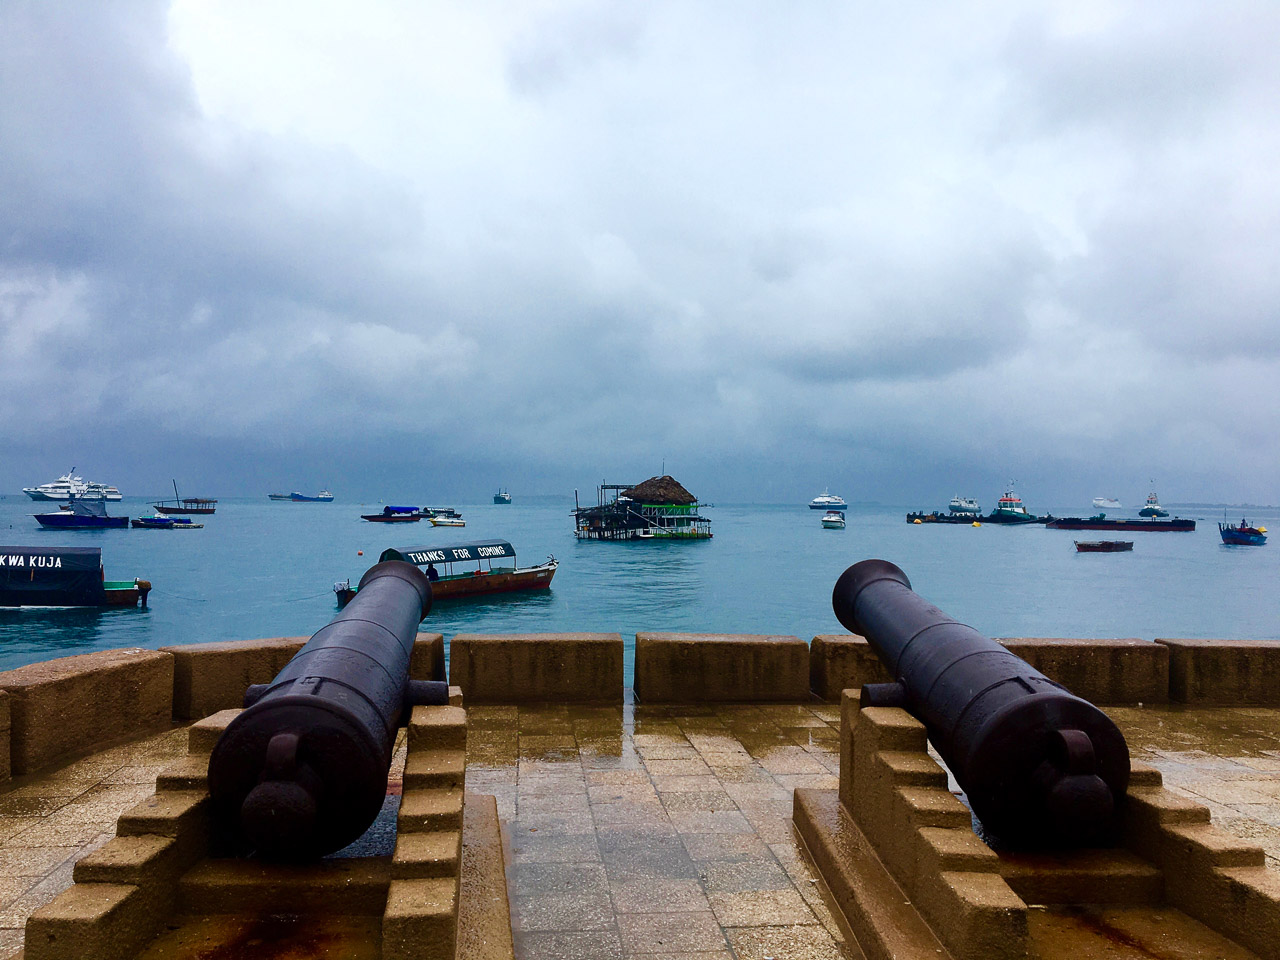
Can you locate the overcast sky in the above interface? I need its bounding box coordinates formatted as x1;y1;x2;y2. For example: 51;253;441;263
2;1;1277;506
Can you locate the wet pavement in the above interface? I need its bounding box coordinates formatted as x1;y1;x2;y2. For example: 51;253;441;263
0;701;1275;958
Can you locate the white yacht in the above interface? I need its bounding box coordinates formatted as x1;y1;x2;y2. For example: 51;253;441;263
821;510;846;529
1092;497;1122;510
809;490;847;510
23;470;122;502
948;496;981;515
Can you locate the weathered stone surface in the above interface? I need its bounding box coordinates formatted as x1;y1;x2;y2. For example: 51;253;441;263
635;633;809;702
1156;638;1280;704
810;634;893;701
162;633;446;720
998;637;1169;704
450;634;623;703
383;877;458;960
0;648;174;775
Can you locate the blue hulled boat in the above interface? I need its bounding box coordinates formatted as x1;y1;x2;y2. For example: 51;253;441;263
34;498;128;529
1219;520;1267;546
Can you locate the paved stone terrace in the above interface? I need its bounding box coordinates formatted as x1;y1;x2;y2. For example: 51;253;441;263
0;703;1277;959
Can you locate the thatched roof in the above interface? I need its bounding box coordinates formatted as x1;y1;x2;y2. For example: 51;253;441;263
622;475;697;505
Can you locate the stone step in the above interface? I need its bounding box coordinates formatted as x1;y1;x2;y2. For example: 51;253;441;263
999;847;1164;905
403;749;467;791
392;830;462;880
399;788;464;832
408;706;467;751
178;858;390;916
156;754;210;793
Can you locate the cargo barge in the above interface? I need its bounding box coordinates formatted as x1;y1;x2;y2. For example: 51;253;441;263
1046;516;1195;532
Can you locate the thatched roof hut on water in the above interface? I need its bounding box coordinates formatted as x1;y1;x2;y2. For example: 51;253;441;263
574;475;712;540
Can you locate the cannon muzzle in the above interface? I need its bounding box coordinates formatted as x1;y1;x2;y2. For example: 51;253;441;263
833;559;1129;847
208;560;450;859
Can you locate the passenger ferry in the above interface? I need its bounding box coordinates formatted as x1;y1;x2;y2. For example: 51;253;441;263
23;470;122;501
809;490;847;510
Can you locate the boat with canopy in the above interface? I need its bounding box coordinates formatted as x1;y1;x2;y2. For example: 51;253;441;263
0;546;150;607
334;539;557;606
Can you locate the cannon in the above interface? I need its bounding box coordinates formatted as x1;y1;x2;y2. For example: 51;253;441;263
833;559;1129;847
208;561;450;859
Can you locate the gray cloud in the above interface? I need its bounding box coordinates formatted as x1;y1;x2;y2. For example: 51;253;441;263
1;1;1278;505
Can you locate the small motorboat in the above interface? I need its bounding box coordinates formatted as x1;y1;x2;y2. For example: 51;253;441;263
429;516;466;527
1074;540;1134;553
1219;520;1267;546
336;539;557;605
362;506;423;523
821;511;846;529
132;515;204;529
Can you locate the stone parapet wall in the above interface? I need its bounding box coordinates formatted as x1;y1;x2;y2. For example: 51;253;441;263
450;633;623;703
1;634;1279;783
1156;637;1280;704
0;648;173;777
635;632;809;702
160;633;446;720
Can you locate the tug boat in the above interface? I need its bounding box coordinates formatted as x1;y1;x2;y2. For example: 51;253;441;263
1219;520;1267;546
1139;487;1170;518
334;539;557;605
984;487;1042;524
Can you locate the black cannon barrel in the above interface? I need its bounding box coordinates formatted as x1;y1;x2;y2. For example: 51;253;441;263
833;559;1129;847
208;560;449;859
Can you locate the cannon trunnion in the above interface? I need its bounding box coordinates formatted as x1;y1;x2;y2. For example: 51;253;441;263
832;558;1130;847
208;560;449;859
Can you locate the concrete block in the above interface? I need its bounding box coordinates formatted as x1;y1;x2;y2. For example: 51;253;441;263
920;870;1026;960
400;787;465;832
810;634;893;701
450;634;623;704
997;637;1169;704
404;749;467;791
634;633;809;702
178;859;390;915
1156;638;1280;704
116;791;209;839
0;648;174;776
997;847;1163;905
162;634;445;721
409;705;468;751
393;830;462;879
72;835;183;887
155;754;210;793
384;878;458;960
24;883;159;960
160;636;305;721
187;708;240;756
457;792;516;960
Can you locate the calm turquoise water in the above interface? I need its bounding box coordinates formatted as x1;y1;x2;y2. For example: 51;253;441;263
1;496;1277;675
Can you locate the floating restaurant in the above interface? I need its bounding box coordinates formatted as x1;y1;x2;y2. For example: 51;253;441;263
573;475;712;540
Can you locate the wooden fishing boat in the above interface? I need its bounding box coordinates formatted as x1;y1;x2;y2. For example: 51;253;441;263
334;539;556;606
1219;520;1267;546
0;546;150;607
153;481;217;514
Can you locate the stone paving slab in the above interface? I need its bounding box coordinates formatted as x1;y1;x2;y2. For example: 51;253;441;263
0;704;1276;958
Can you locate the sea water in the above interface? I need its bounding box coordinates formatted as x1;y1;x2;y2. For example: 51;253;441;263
1;496;1277;674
